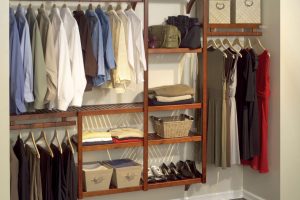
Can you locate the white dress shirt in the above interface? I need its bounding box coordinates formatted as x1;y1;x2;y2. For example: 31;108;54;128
60;7;87;107
49;7;74;111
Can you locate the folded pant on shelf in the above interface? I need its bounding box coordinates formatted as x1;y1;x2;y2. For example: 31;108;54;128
83;131;112;140
109;128;144;139
149;98;194;106
72;135;113;146
149;84;194;97
148;94;193;102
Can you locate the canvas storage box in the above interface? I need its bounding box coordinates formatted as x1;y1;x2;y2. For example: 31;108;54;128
231;0;261;23
82;162;113;192
209;0;231;24
103;159;142;189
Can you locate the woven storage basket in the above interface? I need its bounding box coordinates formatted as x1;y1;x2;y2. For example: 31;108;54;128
231;0;261;23
209;0;231;24
151;114;193;138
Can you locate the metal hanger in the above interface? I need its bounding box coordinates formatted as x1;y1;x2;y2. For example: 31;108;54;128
64;129;75;154
24;132;41;159
36;130;54;158
50;129;63;154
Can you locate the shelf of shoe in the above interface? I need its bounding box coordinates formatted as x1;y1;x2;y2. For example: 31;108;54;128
82;185;143;198
148;133;202;145
148;103;202;112
148;178;202;189
148;48;202;54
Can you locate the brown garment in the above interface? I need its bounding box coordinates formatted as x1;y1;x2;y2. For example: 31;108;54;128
25;145;43;200
10;145;19;200
73;10;98;91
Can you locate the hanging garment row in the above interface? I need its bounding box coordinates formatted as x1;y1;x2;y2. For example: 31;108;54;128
205;38;271;173
9;3;147;115
10;130;76;200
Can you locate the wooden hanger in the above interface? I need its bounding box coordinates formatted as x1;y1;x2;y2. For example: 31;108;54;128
223;38;242;58
36;130;54;158
107;4;113;11
244;38;252;49
62;3;67;9
232;38;244;49
116;3;122;11
25;132;41;159
215;39;229;58
207;39;218;49
50;130;63;154
64;129;75;154
77;3;82;11
52;3;57;9
88;3;93;11
126;3;132;11
97;4;101;9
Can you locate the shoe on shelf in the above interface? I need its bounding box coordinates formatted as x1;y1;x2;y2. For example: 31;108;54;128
148;168;156;183
169;162;185;180
161;163;177;181
186;160;202;178
151;165;167;182
176;161;195;179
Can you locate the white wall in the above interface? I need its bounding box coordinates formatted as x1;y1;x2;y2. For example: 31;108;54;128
0;0;10;199
280;0;300;199
242;0;281;199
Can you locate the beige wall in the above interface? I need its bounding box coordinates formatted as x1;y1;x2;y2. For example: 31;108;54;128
0;0;10;199
280;0;300;199
243;0;281;199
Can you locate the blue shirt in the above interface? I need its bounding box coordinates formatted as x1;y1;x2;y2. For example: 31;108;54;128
15;6;34;103
10;8;26;114
85;9;106;86
95;8;116;83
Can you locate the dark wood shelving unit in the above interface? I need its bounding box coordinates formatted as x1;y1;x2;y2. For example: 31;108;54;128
148;133;201;145
149;103;202;112
82;140;143;151
148;178;202;189
208;23;262;36
82;185;143;198
148;48;202;54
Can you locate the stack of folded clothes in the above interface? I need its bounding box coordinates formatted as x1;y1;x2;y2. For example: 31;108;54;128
109;128;144;143
148;84;195;106
72;131;113;146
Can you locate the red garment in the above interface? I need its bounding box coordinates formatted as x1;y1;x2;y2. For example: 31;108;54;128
243;50;270;173
112;138;143;143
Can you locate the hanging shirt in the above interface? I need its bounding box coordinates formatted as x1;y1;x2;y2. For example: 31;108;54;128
107;9;131;93
26;7;48;110
49;7;74;111
61;7;87;107
10;144;19;200
73;10;98;91
15;6;34;104
36;8;58;106
117;9;134;70
10;8;26;114
125;8;147;83
95;8;115;81
85;9;106;86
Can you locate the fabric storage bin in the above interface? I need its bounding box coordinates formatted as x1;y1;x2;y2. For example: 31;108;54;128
83;162;113;192
209;0;231;24
231;0;261;23
151;114;194;138
103;159;142;189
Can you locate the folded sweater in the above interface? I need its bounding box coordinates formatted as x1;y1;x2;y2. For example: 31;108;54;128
149;84;194;97
83;131;112;140
109;128;144;139
149;95;193;102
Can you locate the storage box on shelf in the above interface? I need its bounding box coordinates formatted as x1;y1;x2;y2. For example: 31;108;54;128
209;0;231;24
231;0;261;24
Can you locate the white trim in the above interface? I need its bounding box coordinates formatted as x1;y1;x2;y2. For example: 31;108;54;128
243;190;266;200
170;190;243;200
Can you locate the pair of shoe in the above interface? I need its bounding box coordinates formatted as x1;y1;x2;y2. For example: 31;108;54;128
176;160;202;179
148;166;167;183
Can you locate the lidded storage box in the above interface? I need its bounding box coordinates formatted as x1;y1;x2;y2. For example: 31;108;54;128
151;114;194;138
209;0;231;24
82;162;113;192
103;159;142;189
231;0;261;23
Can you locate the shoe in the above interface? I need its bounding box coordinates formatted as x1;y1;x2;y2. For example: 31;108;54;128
169;162;185;180
147;168;156;183
176;161;194;179
161;163;177;181
151;165;167;182
186;160;202;178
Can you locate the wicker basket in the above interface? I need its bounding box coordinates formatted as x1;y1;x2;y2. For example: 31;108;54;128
151;114;194;138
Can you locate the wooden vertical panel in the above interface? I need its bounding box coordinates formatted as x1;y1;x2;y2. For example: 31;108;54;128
143;0;149;191
77;113;83;199
202;0;208;183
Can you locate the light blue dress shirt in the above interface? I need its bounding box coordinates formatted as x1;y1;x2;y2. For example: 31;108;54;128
15;6;34;103
10;8;26;114
95;8;116;83
85;9;106;86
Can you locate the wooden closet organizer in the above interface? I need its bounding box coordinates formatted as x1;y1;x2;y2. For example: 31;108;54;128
10;0;263;199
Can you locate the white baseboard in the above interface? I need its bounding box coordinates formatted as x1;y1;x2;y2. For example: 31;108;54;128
243;190;266;200
172;190;243;200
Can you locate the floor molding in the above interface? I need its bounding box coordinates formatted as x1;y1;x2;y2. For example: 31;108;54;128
243;190;266;200
177;190;244;200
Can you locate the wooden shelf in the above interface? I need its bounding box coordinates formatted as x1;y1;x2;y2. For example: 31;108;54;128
148;178;202;189
82;185;143;198
208;23;261;29
10;121;76;130
148;133;202;145
208;23;262;36
82;141;143;151
208;32;262;36
148;103;202;112
148;48;202;54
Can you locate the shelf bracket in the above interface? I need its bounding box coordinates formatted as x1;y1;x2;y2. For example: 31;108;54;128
186;0;196;14
184;184;191;191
